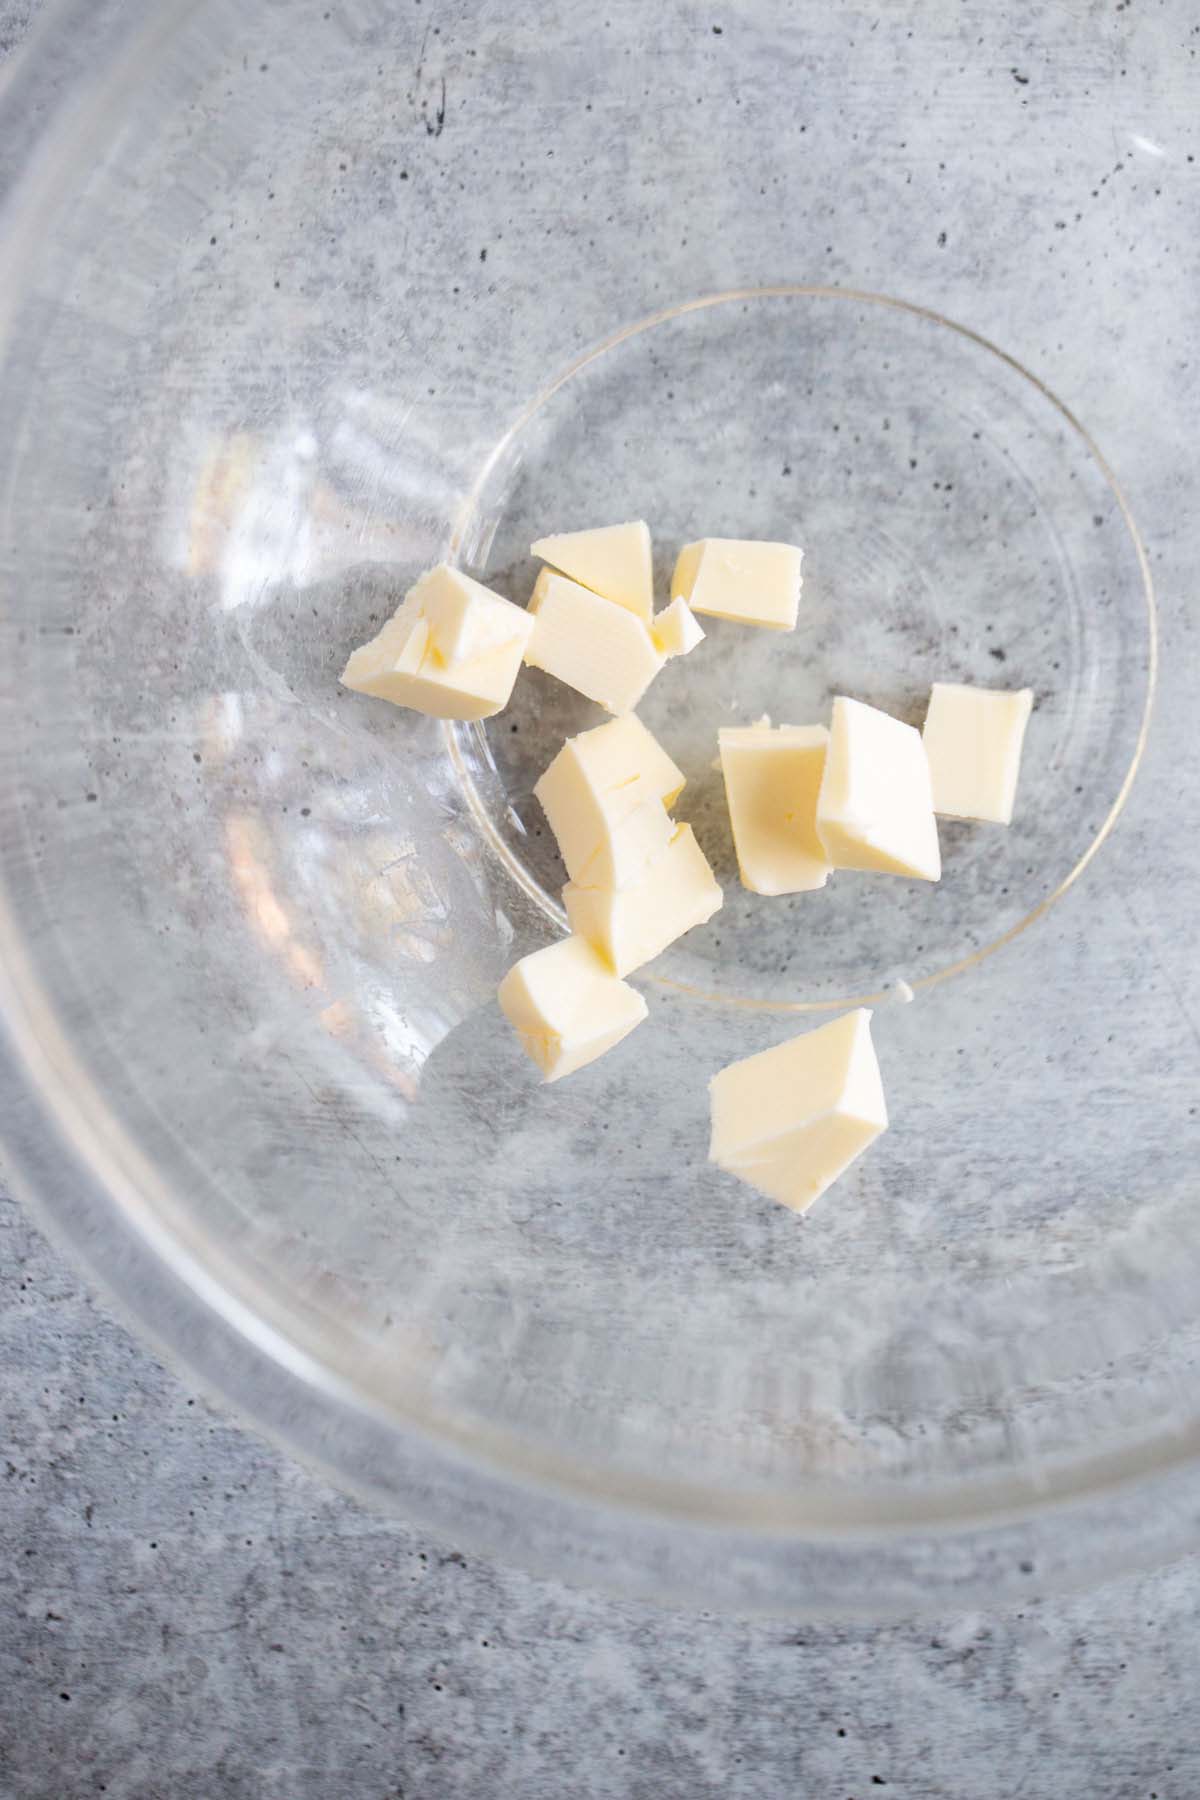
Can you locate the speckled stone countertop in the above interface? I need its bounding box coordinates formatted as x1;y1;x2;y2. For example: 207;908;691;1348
6;1190;1200;1799
2;4;1200;1795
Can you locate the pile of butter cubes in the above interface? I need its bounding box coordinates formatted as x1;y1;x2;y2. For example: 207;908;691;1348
342;522;1033;1216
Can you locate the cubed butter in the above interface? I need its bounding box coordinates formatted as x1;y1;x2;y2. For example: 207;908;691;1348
719;721;831;895
534;714;685;882
709;1009;887;1214
525;568;664;713
572;798;675;891
498;935;648;1082
671;537;803;631
341;568;533;721
531;520;654;622
341;603;427;700
923;682;1034;825
407;563;532;667
651;596;706;658
341;626;526;721
816;696;941;881
564;823;723;977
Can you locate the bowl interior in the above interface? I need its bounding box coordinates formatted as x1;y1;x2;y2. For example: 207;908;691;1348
0;0;1195;1599
457;290;1149;1008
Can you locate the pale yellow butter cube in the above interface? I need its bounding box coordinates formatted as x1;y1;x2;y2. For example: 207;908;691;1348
408;563;532;666
719;721;831;895
498;935;648;1082
340;562;532;719
534;714;685;881
525;569;664;713
923;682;1034;825
564;823;723;977
651;596;706;658
341;583;531;721
816;696;941;881
341;602;426;699
709;1009;887;1214
572;799;675;891
670;541;705;606
671;537;803;631
531;520;654;622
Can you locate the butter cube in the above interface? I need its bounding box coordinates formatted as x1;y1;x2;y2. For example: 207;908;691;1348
340;563;533;720
341;603;427;698
525;569;665;713
670;541;705;604
534;714;686;881
651;596;706;658
709;1009;887;1214
564;823;723;977
816;697;941;881
672;537;803;631
719;722;831;895
409;563;532;666
498;935;647;1082
573;799;675;891
531;520;653;621
923;682;1034;825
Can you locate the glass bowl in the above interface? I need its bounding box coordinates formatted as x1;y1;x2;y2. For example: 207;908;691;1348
0;0;1196;1615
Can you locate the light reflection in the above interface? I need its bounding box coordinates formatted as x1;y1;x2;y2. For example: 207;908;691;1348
178;398;453;613
217;428;316;612
225;813;325;992
185;432;254;577
193;692;246;766
319;998;357;1039
178;395;483;1103
225;810;447;1100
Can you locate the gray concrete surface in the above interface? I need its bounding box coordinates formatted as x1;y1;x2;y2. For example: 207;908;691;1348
6;1185;1200;1799
2;3;1200;1796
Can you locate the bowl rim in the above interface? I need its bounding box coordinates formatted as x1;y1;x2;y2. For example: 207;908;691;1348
0;0;1190;1616
447;281;1158;1014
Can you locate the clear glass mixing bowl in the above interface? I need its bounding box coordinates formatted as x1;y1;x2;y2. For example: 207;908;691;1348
1;0;1197;1614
